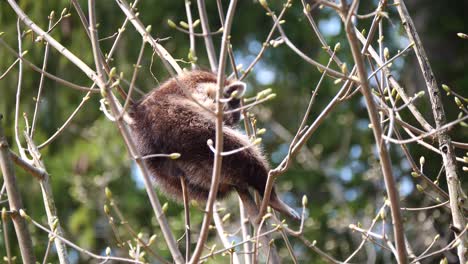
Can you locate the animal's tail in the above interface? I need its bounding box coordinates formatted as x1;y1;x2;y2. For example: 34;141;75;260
269;190;301;221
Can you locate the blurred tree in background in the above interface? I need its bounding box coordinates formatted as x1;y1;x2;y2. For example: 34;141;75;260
0;0;466;263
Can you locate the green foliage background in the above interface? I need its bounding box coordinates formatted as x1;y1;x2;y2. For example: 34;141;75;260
0;0;466;263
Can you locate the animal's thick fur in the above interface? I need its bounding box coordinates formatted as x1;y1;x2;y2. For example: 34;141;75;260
130;70;298;220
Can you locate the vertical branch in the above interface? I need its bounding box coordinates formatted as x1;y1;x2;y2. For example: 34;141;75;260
87;1;184;263
238;197;252;264
30;15;53;138
185;0;197;70
395;1;467;262
23;133;70;264
189;0;238;263
196;0;218;71
213;3;256;261
14;19;26;158
342;1;407;263
0;116;36;264
213;204;240;264
180;177;191;262
2;208;13;264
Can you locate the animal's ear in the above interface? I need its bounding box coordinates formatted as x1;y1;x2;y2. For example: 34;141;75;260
223;81;246;99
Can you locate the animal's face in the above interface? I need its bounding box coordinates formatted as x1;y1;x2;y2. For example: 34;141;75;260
179;71;246;124
192;80;246;109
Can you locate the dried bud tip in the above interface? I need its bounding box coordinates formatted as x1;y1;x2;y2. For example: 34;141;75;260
262;213;272;220
334;42;341;52
457;32;468;39
455;97;463;108
384;47;390;59
179;21;189;29
441;84;451;92
169;153;181;159
60;8;68;17
105;187;113;199
19;209;30;221
104;205;110;215
109;67;117;78
167;19;177;28
1;208;6;219
256;128;266;135
259;0;269;9
253;138;262;145
162;202;169;213
340;63;348;74
148;234;157;245
416;184;424;192
302;195;308;206
222;213;231;222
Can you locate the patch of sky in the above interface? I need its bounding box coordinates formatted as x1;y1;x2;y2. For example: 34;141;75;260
399;176;414;197
359;96;367;109
350;160;365;173
255;62;276;85
131;161;145;189
318;16;342;37
339;166;353;182
350;144;362;159
344;188;359;201
355;118;370;131
234;47;276;86
400;158;411;171
248;39;262;54
271;143;289;163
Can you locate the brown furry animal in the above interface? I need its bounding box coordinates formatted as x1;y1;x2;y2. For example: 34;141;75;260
130;70;299;220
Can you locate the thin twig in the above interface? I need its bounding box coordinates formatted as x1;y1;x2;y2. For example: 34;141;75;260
213;204;240;264
180;177;191;262
14;19;27;159
37;92;92;149
0;58;20;80
2;209;13;264
30;15;53;138
185;0;197;69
